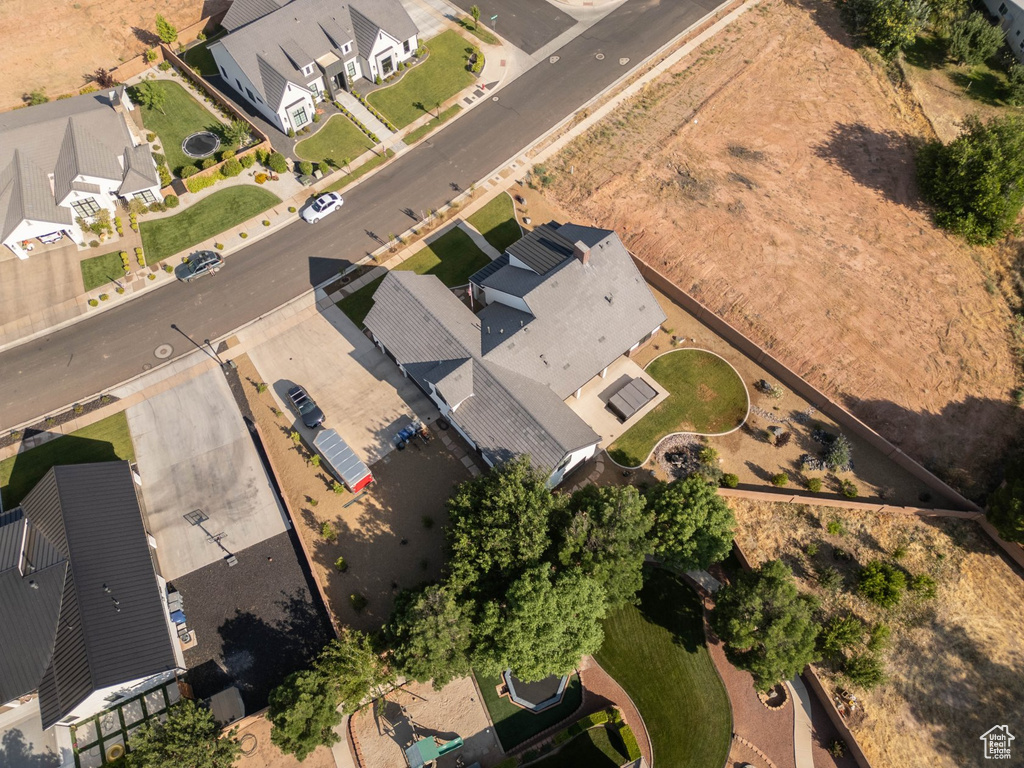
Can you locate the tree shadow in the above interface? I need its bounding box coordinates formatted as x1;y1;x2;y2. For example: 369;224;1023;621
903;33;949;70
948;67;1008;106
635;567;703;653
813;122;924;208
131;27;161;46
0;730;61;768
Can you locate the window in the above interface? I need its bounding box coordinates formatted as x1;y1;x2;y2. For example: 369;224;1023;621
219;65;226;76
292;107;308;127
133;189;158;204
302;64;314;76
403;39;411;54
1000;2;1008;13
245;87;256;102
71;197;101;218
381;56;394;75
347;61;357;79
342;42;352;55
236;78;243;91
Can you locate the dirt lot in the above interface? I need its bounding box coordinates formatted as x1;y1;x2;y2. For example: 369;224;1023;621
728;497;1024;768
0;0;228;109
231;713;336;768
543;0;1022;497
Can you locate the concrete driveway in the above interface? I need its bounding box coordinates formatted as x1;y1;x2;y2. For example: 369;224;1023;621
241;297;437;464
127;368;288;581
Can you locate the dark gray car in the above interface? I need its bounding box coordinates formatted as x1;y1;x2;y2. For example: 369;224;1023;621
176;250;224;282
287;385;325;428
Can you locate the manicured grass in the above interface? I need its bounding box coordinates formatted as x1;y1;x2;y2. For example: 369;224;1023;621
140;187;280;262
337;227;491;325
530;726;627;768
295;115;374;164
80;251;124;292
132;80;224;174
456;17;499;45
0;412;135;509
596;568;732;768
182;33;224;78
325;149;394;193
476;671;583;751
367;31;476;128
608;349;747;466
467;193;522;253
405;104;462;144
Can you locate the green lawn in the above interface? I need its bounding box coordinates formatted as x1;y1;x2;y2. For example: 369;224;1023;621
182;33;224;78
404;104;462;144
132;80;224;174
531;726;626;768
904;33;1016;107
80;251;124;292
456;17;499;45
467;193;522;253
596;568;732;768
476;671;583;751
337;227;491;325
325;149;394;193
0;412;135;509
140;187;280;262
608;349;747;466
367;31;476;128
295;115;374;164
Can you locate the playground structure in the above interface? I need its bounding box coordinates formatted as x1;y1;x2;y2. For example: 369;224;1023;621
404;735;466;768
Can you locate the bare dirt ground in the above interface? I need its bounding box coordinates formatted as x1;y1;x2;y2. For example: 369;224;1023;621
351;678;502;768
543;0;1022;498
231;713;336;768
0;0;228;109
729;497;1024;768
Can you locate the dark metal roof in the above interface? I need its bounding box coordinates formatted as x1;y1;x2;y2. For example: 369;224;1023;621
505;223;576;275
468;253;508;287
20;463;177;727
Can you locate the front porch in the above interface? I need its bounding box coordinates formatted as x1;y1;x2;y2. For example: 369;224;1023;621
565;356;670;450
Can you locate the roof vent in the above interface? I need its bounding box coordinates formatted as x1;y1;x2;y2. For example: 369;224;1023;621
28;580;38;590
605;293;613;304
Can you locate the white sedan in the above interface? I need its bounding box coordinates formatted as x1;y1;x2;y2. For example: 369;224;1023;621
301;192;344;223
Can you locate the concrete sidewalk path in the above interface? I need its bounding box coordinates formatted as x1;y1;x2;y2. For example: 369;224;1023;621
456;220;503;260
788;676;815;768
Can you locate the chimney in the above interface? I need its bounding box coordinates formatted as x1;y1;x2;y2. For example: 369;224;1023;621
573;240;590;265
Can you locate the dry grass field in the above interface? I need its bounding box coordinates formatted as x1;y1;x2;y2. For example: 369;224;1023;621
729;497;1024;768
544;0;1023;497
0;0;228;109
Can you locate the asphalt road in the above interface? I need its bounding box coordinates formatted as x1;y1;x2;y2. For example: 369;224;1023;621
446;0;576;55
0;0;724;430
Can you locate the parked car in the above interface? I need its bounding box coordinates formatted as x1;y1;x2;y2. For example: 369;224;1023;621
287;385;325;428
301;192;344;223
176;250;223;282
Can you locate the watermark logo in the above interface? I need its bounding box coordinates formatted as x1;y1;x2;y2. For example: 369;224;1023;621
980;725;1015;760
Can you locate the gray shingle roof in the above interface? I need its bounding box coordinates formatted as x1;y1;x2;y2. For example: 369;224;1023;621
476;223;667;399
119;144;159;195
0;89;144;243
215;0;418;107
18;463;177;728
365;271;599;471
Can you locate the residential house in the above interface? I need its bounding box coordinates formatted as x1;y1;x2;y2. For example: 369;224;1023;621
980;0;1021;58
0;462;183;736
211;0;419;134
0;88;161;258
365;223;667;487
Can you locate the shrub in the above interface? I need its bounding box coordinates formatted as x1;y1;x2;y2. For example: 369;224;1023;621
267;152;289;174
262;219;270;226
838;0;925;57
88;298;99;307
255;381;268;393
858;560;906;607
116;286;125;294
908;572;938;599
298;160;313;176
163;264;173;273
99;293;109;301
145;48;157;62
722;473;739;488
839;479;858;498
819;614;863;655
239;231;248;238
240;153;256;168
829;739;847;758
806;542;819;557
826;518;846;536
214;243;223;250
221;158;243;177
147;273;156;280
770;472;789;487
158;60;172;71
619;724;642;762
220;148;236;161
180;164;199;178
815;563;842;591
867;622;891;652
312;112;321;123
254;172;268;184
287;128;296;138
844;652;886;689
89;240;100;248
335;556;348;572
186;174;218;193
891;543;907;560
201;157;218;170
332;481;345;495
288;206;297;213
948;12;1005;65
320;521;337;542
806;477;823;493
824;434;852;471
148;201;165;212
350;592;368;612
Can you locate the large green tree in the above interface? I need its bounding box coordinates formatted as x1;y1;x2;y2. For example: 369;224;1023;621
839;0;928;57
126;698;240;768
268;669;340;761
711;559;820;691
917;115;1024;243
317;629;395;713
948;12;1004;65
474;566;607;680
387;584;474;688
556;484;653;607
155;14;178;44
645;476;736;571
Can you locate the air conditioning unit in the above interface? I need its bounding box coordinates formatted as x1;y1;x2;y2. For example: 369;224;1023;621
180;631;193;644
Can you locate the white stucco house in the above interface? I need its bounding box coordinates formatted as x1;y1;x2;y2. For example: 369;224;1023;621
210;0;419;134
364;223;667;488
981;0;1024;59
0;88;161;258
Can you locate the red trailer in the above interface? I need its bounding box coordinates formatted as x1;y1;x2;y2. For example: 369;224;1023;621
314;429;374;493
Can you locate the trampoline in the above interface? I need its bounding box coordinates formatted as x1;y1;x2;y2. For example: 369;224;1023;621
182;131;221;159
501;670;569;713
